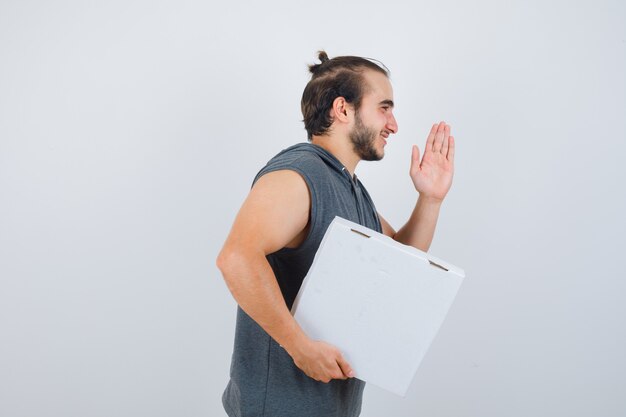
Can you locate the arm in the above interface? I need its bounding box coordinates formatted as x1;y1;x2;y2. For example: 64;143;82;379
216;170;354;383
379;121;455;252
379;197;442;252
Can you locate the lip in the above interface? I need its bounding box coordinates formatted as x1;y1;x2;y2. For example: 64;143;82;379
380;134;388;145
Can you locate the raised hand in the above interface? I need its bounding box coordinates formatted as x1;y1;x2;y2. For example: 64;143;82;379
409;121;455;201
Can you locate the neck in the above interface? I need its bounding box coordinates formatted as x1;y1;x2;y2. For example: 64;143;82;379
310;135;360;177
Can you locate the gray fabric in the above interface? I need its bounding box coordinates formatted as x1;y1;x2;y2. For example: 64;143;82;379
223;143;382;417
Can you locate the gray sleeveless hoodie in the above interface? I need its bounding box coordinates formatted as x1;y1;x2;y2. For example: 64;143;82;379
223;143;382;417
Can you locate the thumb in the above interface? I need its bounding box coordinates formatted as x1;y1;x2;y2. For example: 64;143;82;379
336;354;354;378
411;145;420;172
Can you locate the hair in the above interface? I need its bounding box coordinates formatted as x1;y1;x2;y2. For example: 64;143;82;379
301;50;389;141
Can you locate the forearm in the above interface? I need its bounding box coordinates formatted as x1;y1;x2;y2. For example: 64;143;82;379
393;195;442;252
217;247;307;353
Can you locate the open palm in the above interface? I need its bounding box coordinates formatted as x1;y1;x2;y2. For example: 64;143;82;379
410;122;455;201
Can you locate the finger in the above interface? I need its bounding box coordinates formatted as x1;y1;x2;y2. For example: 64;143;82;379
411;145;420;169
410;145;421;175
425;123;437;153
336;355;354;378
441;124;450;154
447;135;455;162
433;121;445;153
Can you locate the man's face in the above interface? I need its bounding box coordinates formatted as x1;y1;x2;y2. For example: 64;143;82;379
348;70;398;161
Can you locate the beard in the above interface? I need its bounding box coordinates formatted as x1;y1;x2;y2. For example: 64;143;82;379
349;111;383;161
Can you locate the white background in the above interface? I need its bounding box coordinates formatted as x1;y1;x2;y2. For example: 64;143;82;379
1;0;624;416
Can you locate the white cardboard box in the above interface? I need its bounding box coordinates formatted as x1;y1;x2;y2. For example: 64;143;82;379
291;216;465;396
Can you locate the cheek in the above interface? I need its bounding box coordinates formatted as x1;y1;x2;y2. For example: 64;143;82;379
378;114;389;128
365;110;386;127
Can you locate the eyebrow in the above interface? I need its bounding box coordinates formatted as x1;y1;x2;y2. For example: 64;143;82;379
379;99;395;108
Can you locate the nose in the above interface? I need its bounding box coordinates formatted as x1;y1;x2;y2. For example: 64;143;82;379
386;112;398;134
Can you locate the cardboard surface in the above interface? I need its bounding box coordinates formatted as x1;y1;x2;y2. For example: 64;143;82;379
291;216;465;396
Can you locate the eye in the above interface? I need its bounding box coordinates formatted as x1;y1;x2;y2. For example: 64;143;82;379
381;106;390;111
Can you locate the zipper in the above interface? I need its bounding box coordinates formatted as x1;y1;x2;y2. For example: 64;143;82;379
342;167;364;224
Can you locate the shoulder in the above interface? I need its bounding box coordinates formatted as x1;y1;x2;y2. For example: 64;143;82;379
223;169;311;256
266;143;325;169
254;144;328;186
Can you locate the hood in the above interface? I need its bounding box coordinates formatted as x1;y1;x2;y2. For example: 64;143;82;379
277;142;354;184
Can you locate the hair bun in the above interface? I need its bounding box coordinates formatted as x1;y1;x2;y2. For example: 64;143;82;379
308;50;331;75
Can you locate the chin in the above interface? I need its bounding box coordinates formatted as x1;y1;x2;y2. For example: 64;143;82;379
373;143;385;160
367;150;384;162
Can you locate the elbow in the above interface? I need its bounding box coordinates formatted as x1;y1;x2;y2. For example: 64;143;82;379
215;248;227;273
216;246;238;277
216;245;256;297
216;247;239;296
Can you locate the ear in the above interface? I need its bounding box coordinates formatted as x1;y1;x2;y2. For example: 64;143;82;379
330;96;354;124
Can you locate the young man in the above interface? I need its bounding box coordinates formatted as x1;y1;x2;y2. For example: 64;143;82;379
217;51;455;417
